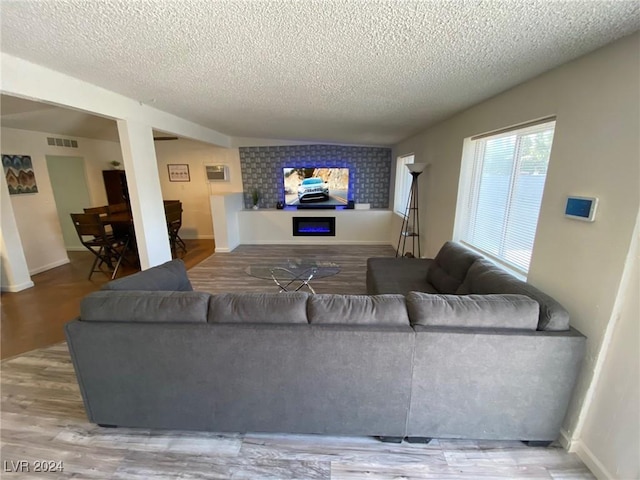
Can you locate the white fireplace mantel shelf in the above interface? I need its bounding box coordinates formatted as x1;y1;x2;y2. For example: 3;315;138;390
237;208;394;246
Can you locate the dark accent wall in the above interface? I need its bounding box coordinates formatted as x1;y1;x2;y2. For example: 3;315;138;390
239;145;392;209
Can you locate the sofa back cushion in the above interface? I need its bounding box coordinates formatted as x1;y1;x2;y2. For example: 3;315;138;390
102;259;193;292
308;294;409;325
426;241;482;293
456;259;570;331
406;291;539;330
367;257;436;295
208;293;309;324
81;290;210;323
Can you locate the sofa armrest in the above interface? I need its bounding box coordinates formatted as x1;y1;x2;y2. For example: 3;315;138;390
101;259;192;292
407;325;586;441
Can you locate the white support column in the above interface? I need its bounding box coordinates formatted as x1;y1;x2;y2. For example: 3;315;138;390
117;119;171;270
210;193;243;252
0;173;34;291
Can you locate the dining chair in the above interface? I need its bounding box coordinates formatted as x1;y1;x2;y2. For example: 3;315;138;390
70;213;130;280
164;201;187;257
84;206;112;235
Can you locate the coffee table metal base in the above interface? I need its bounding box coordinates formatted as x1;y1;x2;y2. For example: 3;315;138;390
269;267;318;293
245;261;340;294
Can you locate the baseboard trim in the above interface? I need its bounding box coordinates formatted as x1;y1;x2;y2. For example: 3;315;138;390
558;428;572;450
1;280;35;292
29;257;70;275
572;439;612;479
214;244;240;253
240;240;394;246
181;234;215;240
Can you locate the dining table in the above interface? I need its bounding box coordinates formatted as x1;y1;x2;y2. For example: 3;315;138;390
100;211;139;267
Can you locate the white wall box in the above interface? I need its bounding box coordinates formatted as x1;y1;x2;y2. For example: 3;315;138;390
205;164;229;182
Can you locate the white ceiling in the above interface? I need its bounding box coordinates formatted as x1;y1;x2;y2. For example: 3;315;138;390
1;95;121;141
1;1;639;146
0;94;176;143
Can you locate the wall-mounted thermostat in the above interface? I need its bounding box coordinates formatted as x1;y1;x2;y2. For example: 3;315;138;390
565;196;598;222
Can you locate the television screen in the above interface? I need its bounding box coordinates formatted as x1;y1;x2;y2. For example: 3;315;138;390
283;167;349;207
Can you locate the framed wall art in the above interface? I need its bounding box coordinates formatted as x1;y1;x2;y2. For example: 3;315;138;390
167;164;190;182
2;154;38;195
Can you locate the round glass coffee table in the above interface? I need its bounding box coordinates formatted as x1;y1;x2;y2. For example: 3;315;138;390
245;259;340;294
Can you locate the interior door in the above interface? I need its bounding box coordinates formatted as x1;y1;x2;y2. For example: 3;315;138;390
46;156;92;250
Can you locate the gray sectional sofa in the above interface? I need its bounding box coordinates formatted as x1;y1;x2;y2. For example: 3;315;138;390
65;243;586;444
367;241;570;331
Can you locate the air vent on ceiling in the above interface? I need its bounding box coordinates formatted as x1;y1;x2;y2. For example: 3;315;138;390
47;137;78;148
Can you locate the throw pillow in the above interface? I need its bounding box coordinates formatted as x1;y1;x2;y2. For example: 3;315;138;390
426;241;482;293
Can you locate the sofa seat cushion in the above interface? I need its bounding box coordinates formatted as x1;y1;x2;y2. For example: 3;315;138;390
208;293;309;324
367;257;436;294
81;290;210;323
406;291;539;330
102;259;193;292
456;259;569;331
308;294;409;325
426;241;483;293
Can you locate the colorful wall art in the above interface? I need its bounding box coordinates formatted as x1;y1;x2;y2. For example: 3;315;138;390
3;154;38;195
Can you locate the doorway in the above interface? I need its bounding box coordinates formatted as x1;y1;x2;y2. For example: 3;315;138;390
46;156;91;250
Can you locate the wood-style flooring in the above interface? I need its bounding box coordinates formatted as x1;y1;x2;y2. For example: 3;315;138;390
0;239;215;359
188;244;397;295
0;243;595;479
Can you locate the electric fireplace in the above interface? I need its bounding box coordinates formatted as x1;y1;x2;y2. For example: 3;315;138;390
292;217;336;236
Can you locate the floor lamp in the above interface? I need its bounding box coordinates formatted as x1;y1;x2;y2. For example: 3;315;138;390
396;163;427;258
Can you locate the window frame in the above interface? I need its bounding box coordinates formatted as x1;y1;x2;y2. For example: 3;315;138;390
454;119;556;278
393;153;415;216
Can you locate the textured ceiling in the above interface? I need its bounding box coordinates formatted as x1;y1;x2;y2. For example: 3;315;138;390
1;1;639;146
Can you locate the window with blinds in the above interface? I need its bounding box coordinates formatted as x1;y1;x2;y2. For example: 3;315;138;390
394;154;415;216
457;119;556;275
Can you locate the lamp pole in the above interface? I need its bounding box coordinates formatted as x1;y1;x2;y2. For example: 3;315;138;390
396;163;426;258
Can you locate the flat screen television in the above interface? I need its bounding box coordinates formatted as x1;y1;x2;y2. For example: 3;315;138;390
283;167;349;207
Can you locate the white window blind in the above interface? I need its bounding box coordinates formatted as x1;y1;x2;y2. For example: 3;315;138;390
459;120;555;275
394;154;414;216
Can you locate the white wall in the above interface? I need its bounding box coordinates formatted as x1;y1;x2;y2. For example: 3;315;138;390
0;171;33;291
83;142;124;207
392;31;639;455
210;193;244;252
117;119;172;269
154;138;243;239
0;127;123;274
576;213;639;479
